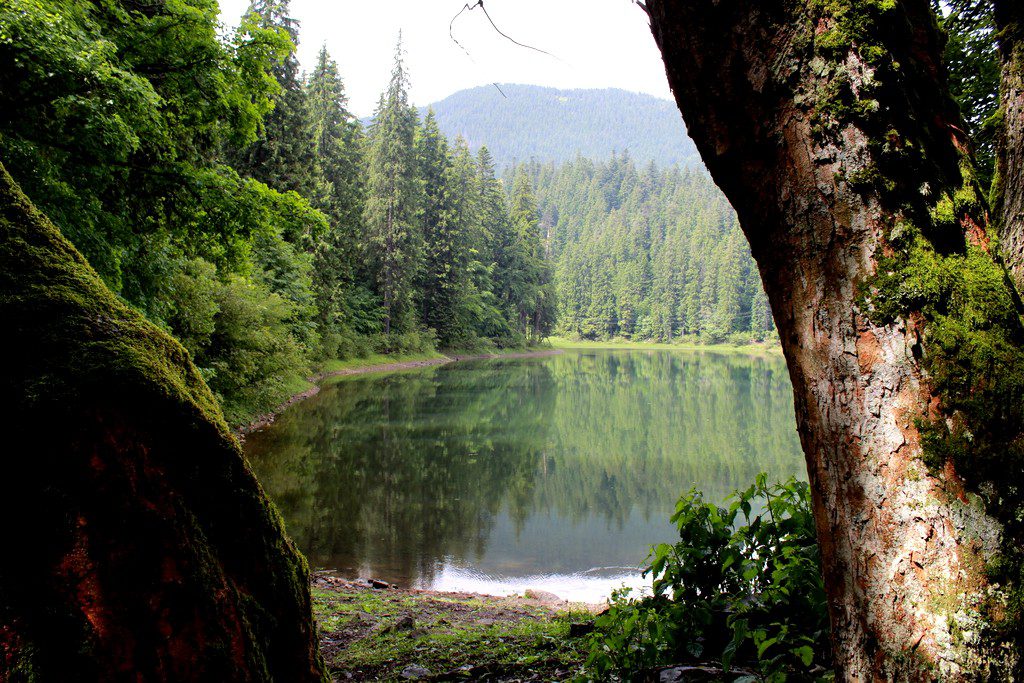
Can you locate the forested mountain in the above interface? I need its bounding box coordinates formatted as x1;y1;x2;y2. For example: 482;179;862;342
513;154;774;343
425;85;701;169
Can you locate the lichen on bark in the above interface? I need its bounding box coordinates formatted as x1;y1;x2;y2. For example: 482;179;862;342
648;0;1024;677
0;162;326;681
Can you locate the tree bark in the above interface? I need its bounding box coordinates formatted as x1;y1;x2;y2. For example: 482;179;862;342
995;0;1024;287
0;163;326;681
648;0;1023;678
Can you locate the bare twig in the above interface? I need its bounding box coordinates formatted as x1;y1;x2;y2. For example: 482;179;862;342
449;0;560;60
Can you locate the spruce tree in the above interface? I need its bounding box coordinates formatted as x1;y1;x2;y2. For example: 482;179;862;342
415;110;460;343
305;45;368;354
363;34;421;338
508;172;555;341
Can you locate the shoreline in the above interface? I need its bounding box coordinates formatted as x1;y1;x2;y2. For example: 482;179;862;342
311;572;595;680
548;335;784;355
313;572;604;611
237;348;564;437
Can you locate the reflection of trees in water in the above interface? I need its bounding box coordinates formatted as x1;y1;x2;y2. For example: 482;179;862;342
245;361;556;583
245;351;804;583
537;351;803;527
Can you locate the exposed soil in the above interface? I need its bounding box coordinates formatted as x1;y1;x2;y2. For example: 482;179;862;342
311;572;595;682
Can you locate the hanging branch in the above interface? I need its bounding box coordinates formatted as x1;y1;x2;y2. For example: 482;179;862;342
449;0;560;98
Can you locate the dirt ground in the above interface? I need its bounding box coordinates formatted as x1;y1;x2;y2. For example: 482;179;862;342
311;572;598;682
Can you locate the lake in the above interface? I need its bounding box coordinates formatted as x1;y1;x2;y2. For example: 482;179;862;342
244;348;805;602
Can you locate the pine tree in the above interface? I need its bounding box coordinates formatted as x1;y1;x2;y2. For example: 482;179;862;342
363;34;421;338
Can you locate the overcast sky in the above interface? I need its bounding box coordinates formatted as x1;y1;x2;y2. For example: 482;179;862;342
217;0;674;117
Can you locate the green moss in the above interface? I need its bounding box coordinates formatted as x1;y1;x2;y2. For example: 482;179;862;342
797;1;1024;668
312;585;590;680
0;162;327;680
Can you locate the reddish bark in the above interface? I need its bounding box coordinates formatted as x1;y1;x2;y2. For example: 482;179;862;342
996;1;1024;286
647;0;1021;678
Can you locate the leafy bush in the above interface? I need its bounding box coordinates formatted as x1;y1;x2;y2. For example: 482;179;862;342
379;329;438;355
166;259;310;425
586;475;830;681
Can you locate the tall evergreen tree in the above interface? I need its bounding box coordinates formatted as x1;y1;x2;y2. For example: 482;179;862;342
475;147;517;342
231;0;316;198
417;112;481;345
363;34;422;337
305;45;370;354
508;172;556;340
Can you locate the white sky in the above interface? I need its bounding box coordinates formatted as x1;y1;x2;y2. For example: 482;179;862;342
217;0;674;118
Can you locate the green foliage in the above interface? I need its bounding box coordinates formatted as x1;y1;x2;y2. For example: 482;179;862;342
0;0;765;429
586;476;829;681
166;258;311;425
0;0;288;301
229;0;317;197
935;0;1001;189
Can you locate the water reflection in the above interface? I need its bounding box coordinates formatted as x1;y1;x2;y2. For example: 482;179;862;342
245;349;804;601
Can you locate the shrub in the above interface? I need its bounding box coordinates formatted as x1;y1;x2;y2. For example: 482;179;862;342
586;475;830;681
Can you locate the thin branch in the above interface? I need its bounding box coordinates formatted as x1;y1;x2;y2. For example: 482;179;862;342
450;1;560;60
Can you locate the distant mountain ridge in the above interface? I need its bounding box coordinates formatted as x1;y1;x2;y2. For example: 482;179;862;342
420;84;700;169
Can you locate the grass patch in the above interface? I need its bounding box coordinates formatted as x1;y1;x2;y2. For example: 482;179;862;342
312;582;591;681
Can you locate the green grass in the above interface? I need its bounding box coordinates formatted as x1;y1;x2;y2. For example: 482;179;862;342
312;585;591;681
280;372;317;399
548;335;783;355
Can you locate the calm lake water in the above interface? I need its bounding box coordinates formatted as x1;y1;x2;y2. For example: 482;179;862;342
245;348;804;602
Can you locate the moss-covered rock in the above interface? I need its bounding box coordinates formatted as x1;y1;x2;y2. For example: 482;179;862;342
0;163;326;681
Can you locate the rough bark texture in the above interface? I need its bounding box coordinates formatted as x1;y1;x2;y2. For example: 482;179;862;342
0;163;326;681
995;0;1024;288
648;0;1023;679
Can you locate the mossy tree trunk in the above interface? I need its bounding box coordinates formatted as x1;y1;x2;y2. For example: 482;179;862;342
996;0;1024;287
0;163;326;681
648;0;1023;678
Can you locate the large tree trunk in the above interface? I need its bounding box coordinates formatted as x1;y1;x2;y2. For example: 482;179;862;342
0;163;326;681
996;1;1024;287
647;0;1023;678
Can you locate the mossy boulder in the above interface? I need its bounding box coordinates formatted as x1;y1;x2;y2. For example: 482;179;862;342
0;163;326;680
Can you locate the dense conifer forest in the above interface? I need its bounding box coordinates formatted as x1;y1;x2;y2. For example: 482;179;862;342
517;154;774;343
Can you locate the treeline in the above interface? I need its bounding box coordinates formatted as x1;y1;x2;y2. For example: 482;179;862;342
512;153;776;343
0;0;552;424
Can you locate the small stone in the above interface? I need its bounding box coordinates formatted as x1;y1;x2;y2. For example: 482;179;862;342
524;588;564;604
370;579;390;589
393;614;415;630
401;664;431;679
